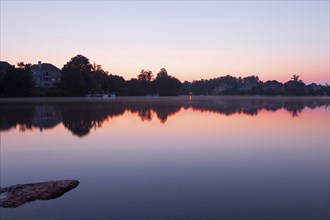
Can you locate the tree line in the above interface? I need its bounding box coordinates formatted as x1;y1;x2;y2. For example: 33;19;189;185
0;54;329;97
183;74;330;96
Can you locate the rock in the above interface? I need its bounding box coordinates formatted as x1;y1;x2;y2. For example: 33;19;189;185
0;180;79;208
0;191;10;202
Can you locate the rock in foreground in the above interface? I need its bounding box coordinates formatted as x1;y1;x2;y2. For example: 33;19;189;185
0;180;79;208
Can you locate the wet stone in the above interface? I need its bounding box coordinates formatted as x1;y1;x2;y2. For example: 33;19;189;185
0;180;79;208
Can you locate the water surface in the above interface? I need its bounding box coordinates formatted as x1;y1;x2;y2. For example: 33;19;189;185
0;96;329;219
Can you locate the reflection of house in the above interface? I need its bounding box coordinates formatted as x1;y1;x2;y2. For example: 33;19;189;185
31;61;61;88
32;105;62;131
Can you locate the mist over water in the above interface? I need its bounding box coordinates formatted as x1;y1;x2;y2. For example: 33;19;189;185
0;97;329;219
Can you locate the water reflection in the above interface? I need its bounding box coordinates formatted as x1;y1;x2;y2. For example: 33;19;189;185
0;97;329;137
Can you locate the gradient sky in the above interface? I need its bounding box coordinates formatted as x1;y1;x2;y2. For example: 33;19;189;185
0;1;329;84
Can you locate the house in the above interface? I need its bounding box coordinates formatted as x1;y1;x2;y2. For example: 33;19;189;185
31;61;61;88
0;61;12;73
239;84;253;92
211;83;233;94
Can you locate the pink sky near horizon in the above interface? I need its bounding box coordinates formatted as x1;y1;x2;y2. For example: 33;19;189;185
2;52;328;84
0;1;329;84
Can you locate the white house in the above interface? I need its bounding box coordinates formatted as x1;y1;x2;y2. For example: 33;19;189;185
31;61;61;88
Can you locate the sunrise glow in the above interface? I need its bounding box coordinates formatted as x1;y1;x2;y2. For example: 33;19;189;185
0;1;329;84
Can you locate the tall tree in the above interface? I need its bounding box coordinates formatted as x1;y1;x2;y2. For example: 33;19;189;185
284;76;306;96
61;55;93;95
156;68;168;78
136;70;154;94
138;70;153;82
291;74;300;82
152;68;181;96
0;63;34;97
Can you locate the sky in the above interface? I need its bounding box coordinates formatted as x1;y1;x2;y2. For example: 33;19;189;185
0;1;329;84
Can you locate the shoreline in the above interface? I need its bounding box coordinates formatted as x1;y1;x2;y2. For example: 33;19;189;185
1;95;329;103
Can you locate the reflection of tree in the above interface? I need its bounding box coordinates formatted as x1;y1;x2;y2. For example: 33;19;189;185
128;101;182;123
0;98;329;137
188;98;328;118
137;109;153;122
61;103;125;137
0;104;62;132
152;104;182;123
129;104;154;122
62;106;103;137
283;102;305;118
289;109;302;118
0;104;36;131
189;99;264;116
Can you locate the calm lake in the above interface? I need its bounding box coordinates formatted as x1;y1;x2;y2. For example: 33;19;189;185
0;96;329;220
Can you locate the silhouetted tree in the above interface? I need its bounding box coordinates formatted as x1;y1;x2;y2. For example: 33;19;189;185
241;75;263;94
179;81;192;95
106;74;127;95
291;74;300;82
191;75;240;95
138;70;153;82
263;80;284;95
243;75;259;85
0;66;6;95
0;63;34;97
89;62;107;93
152;68;181;96
61;55;93;95
3;55;330;97
191;80;208;95
127;78;146;96
136;70;153;94
284;76;306;96
157;68;168;78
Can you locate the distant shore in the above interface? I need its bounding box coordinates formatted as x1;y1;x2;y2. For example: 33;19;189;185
1;95;329;103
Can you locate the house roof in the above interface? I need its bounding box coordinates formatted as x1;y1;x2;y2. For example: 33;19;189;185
0;61;13;72
31;63;60;72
